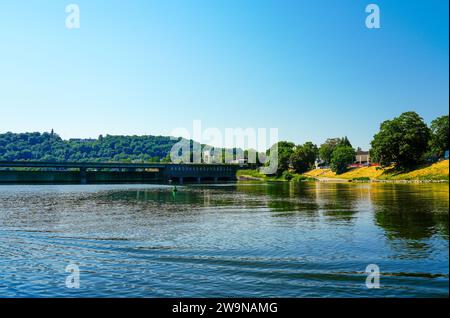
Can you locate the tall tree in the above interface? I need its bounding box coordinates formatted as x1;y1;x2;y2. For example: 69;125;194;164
371;111;431;168
268;141;295;176
290;142;319;173
429;115;449;158
319;138;341;164
338;136;352;148
330;145;356;174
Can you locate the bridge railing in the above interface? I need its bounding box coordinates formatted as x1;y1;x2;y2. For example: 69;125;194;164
0;161;245;170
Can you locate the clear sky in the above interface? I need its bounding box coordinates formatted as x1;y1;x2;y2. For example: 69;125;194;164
0;0;448;150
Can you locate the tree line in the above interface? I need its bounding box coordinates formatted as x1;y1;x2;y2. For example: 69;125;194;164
270;136;356;177
270;112;448;176
0;112;448;175
0;132;180;163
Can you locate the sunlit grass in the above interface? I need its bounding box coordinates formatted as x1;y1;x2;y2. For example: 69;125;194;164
304;160;449;181
381;160;449;180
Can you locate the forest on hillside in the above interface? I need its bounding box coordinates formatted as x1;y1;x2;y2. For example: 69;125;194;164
0;131;181;162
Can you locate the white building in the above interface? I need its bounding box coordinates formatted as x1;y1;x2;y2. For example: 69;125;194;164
203;149;214;164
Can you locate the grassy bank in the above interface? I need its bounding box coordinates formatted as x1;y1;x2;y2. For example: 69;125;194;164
238;160;449;182
304;160;449;182
236;169;316;182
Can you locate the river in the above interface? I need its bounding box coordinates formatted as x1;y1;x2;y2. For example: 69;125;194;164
0;182;448;297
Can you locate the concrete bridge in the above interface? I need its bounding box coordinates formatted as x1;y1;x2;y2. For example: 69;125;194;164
0;161;242;184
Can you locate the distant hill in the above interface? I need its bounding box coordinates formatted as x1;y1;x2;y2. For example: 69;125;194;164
0;132;182;162
0;131;255;164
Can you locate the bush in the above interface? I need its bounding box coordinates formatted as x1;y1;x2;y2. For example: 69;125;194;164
352;177;370;182
292;175;316;182
282;171;294;181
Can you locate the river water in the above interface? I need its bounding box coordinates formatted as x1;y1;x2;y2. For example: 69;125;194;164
0;182;448;297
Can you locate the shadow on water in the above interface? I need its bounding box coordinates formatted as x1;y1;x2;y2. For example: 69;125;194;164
235;182;449;238
234;182;362;224
239;182;321;215
370;183;449;240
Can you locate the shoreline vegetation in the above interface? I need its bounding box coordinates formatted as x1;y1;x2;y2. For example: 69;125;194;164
0;112;448;186
237;160;449;183
244;112;449;184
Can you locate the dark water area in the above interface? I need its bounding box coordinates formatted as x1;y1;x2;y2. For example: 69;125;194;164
0;182;448;297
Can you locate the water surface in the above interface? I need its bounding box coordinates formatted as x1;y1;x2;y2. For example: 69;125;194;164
0;182;448;297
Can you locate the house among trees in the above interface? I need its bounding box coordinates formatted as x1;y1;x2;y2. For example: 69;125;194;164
314;158;324;169
355;149;370;165
69;138;96;143
203;149;213;164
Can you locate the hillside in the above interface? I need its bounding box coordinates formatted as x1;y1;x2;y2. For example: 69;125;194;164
0;132;182;162
304;160;449;181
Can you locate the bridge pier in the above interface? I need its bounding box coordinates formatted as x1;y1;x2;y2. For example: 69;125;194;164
179;177;183;184
214;177;218;182
80;167;87;184
197;177;201;183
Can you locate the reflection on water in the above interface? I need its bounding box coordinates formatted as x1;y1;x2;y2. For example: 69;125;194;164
0;182;448;297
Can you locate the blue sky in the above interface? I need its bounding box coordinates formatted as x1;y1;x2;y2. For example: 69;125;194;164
0;0;448;150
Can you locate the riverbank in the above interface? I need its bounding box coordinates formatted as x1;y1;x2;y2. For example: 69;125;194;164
237;160;449;183
236;169;316;182
305;160;449;182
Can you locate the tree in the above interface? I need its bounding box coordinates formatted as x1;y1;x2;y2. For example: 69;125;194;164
319;137;352;165
338;136;352;148
371;111;431;168
429;115;449;158
290;142;318;173
330;146;356;174
268;141;295;176
319;138;341;164
0;132;181;163
244;148;263;167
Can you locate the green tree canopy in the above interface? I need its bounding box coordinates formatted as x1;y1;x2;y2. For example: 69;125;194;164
319;138;341;164
268;141;295;176
338;136;352;148
429;115;449;158
319;137;353;164
370;111;431;168
290;142;318;173
0;132;182;163
330;145;356;174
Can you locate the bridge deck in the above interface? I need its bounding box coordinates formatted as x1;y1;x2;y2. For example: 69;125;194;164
0;161;244;184
0;161;241;169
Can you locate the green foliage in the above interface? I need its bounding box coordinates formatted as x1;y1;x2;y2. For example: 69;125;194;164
0;132;181;162
319;138;340;165
429;115;449;158
319;137;351;165
269;141;295;176
236;169;266;179
330;146;356;174
243;148;265;168
281;170;294;181
338;136;352;148
370;112;431;168
290;142;318;173
351;177;370;181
